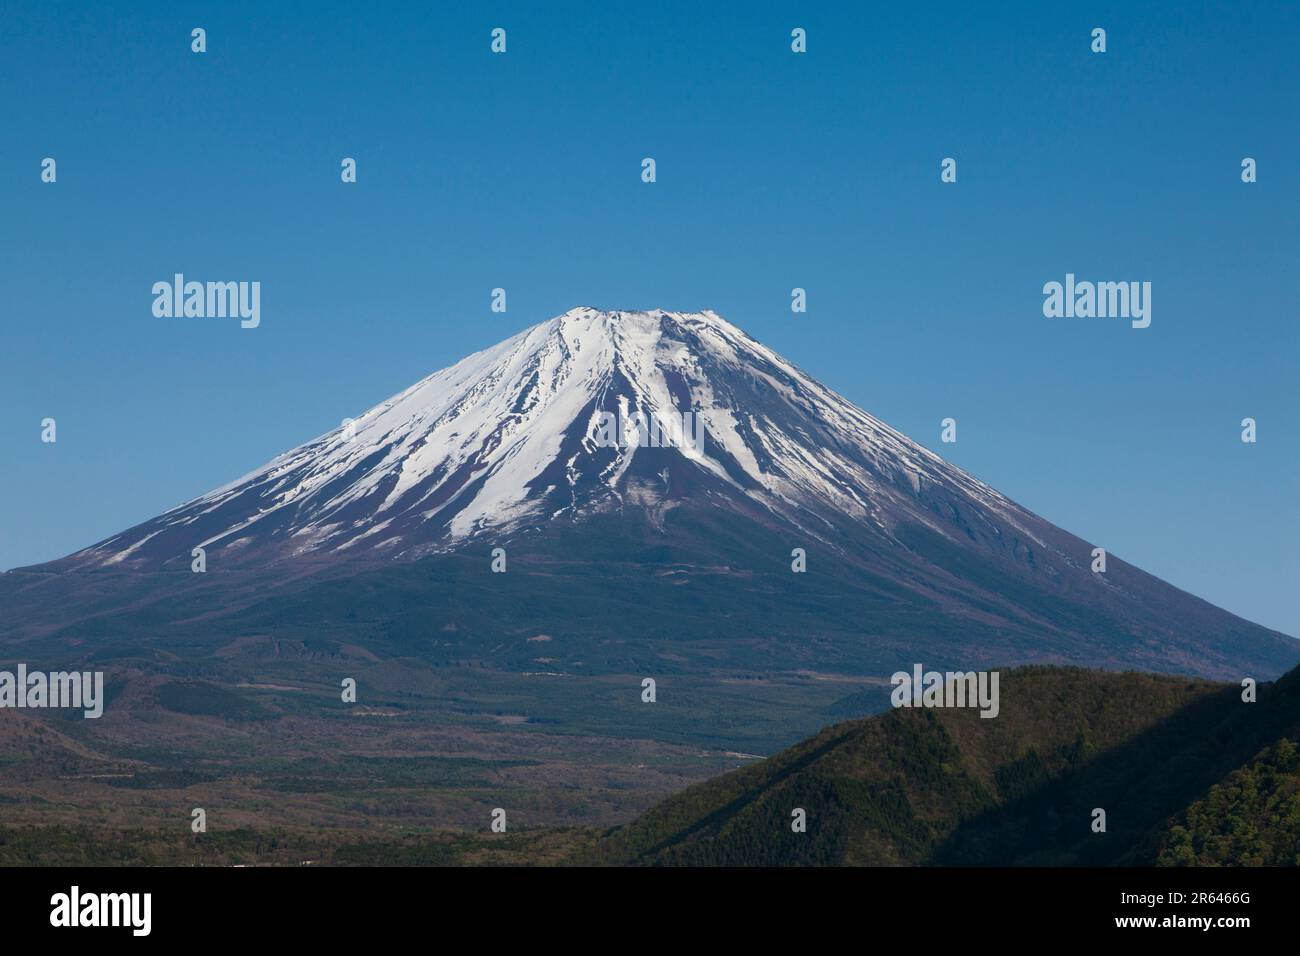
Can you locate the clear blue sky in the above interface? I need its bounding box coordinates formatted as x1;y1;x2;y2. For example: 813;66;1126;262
3;1;1296;636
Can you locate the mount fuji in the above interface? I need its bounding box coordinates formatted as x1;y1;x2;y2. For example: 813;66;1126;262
11;308;1298;682
62;307;1031;568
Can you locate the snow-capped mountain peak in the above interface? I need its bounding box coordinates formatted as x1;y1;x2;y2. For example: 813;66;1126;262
77;307;1029;567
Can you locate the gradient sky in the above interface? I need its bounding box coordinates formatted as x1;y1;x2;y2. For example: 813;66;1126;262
3;1;1297;636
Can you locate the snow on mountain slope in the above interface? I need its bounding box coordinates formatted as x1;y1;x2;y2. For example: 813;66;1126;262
67;307;1043;569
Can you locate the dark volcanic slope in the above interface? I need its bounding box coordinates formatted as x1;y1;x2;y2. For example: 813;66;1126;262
594;664;1300;866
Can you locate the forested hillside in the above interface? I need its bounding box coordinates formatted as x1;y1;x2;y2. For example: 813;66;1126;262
595;665;1300;866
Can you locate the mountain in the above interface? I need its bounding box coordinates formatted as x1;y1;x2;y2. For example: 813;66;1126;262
53;306;1036;568
594;664;1300;866
6;307;1296;685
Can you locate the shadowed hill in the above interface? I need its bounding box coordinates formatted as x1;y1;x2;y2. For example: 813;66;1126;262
594;665;1300;866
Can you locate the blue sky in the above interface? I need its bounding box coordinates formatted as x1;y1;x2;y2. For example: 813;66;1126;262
3;1;1297;635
